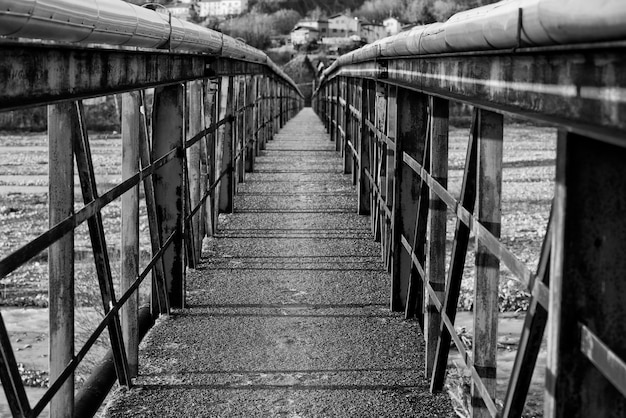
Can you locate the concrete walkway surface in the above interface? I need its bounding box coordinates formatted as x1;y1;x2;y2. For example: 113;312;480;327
104;108;454;417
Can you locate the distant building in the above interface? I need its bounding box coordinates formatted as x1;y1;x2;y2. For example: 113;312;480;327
360;22;386;43
296;19;329;37
198;0;248;17
291;26;320;46
383;17;402;36
327;14;359;37
292;15;394;46
163;2;192;20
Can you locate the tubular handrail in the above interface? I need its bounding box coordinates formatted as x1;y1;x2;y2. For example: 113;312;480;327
318;0;626;84
0;0;302;95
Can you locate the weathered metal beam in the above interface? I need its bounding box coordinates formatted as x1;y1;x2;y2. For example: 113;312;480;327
48;102;75;418
0;43;270;112
152;84;185;309
431;111;478;392
218;76;235;214
120;91;140;378
546;131;626;417
358;79;372;216
391;88;427;313
188;81;203;264
473;109;503;418
331;43;626;145
425;96;449;378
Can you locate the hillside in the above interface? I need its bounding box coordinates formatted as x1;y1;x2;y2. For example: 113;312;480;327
250;0;497;23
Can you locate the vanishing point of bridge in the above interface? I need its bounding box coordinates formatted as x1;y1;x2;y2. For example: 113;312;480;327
2;0;626;417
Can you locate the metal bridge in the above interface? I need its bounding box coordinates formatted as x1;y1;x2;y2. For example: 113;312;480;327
1;0;626;417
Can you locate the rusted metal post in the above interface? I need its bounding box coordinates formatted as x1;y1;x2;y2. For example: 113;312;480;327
203;80;218;237
245;76;255;173
546;131;626;417
258;78;265;152
237;77;246;183
188;80;203;263
121;92;140;377
373;81;388;242
152;84;185;308
218;76;235;214
344;79;352;175
48;102;75;418
390;89;427;312
336;79;342;152
473;109;503;418
330;80;336;143
425;97;449;378
358;79;371;216
382;84;396;270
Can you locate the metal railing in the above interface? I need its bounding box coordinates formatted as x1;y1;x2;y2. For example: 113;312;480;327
0;1;303;416
312;4;626;417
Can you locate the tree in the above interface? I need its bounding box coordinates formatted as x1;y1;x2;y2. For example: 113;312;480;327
305;6;326;20
220;13;273;49
270;9;302;35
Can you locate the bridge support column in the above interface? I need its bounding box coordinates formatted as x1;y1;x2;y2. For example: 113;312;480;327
218;76;235;214
358;79;372;216
245;76;256;173
381;84;395;270
203;80;218;237
188;80;203;264
425;97;449;378
121;91;140;377
236;77;245;185
546;131;626;417
391;89;428;314
343;78;352;176
48;102;75;418
152;84;185;308
472;109;503;418
336;79;342;153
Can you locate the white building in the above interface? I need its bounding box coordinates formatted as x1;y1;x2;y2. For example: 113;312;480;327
383;17;402;36
360;22;386;43
291;26;320;46
163;3;192;20
198;0;248;17
327;14;359;37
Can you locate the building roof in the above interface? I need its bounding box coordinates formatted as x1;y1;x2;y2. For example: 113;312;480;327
292;26;320;33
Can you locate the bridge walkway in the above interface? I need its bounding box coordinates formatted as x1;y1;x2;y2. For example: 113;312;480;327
103;108;454;417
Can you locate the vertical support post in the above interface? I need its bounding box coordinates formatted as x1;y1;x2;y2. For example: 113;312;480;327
253;78;261;157
336;79;342;153
48;103;75;418
546;131;626;417
218;76;235;214
236;77;245;184
382;85;396;270
330;80;336;143
358;79;371;215
152;84;185;308
188;81;203;262
431;109;479;392
390;89;428;312
472;109;503;418
344;79;352;175
245;76;255;173
425;97;449;378
203;80;217;237
121;92;140;377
